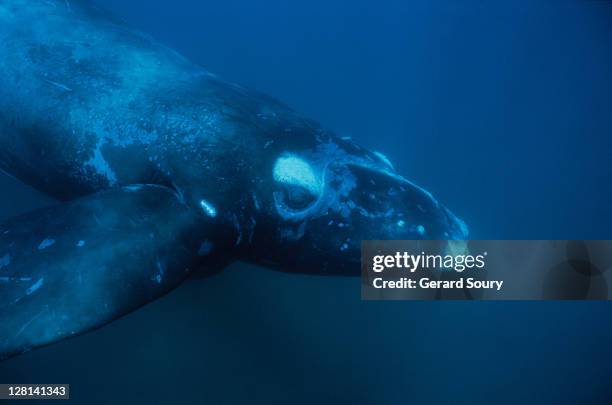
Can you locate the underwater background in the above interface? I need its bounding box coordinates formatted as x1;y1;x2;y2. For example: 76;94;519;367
1;0;611;403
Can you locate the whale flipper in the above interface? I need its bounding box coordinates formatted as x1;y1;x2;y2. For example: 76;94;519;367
0;185;228;360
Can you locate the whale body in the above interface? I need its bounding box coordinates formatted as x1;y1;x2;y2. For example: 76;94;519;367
0;0;467;359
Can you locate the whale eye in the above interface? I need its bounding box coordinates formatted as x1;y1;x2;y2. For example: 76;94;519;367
284;185;316;210
272;154;322;215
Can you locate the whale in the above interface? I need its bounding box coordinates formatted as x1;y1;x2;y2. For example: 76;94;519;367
0;0;468;359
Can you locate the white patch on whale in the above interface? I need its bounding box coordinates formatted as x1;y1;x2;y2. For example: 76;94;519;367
152;258;165;284
273;155;321;195
26;278;44;295
200;199;217;217
38;238;56;250
86;141;118;185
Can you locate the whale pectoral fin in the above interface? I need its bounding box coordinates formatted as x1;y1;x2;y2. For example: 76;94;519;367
0;185;227;360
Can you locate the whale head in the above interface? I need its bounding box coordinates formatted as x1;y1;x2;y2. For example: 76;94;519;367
242;136;468;275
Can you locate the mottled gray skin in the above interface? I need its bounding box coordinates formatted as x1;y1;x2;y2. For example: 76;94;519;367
0;0;467;358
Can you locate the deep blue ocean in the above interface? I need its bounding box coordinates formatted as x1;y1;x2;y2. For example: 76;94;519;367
1;0;611;403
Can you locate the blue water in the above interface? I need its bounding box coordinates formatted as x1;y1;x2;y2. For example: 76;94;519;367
1;0;612;403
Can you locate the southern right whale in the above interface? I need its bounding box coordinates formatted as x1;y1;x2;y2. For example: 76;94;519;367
0;0;468;359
